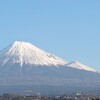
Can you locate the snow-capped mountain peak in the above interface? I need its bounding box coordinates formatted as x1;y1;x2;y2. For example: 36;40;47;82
0;41;98;73
0;41;67;66
67;61;97;72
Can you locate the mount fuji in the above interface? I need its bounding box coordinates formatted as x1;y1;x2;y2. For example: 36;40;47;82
0;41;96;72
0;41;100;94
0;41;67;67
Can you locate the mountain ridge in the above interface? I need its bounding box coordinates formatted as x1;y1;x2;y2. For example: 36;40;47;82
67;61;97;72
0;41;97;72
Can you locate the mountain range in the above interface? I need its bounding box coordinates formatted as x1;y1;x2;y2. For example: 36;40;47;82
0;41;100;95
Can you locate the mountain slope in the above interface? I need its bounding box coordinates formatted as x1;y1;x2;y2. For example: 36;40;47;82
67;61;97;72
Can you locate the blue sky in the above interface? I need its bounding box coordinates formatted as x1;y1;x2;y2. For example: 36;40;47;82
0;0;100;70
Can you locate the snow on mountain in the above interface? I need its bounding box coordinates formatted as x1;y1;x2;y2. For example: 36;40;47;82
0;41;98;73
0;41;67;66
67;61;97;72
